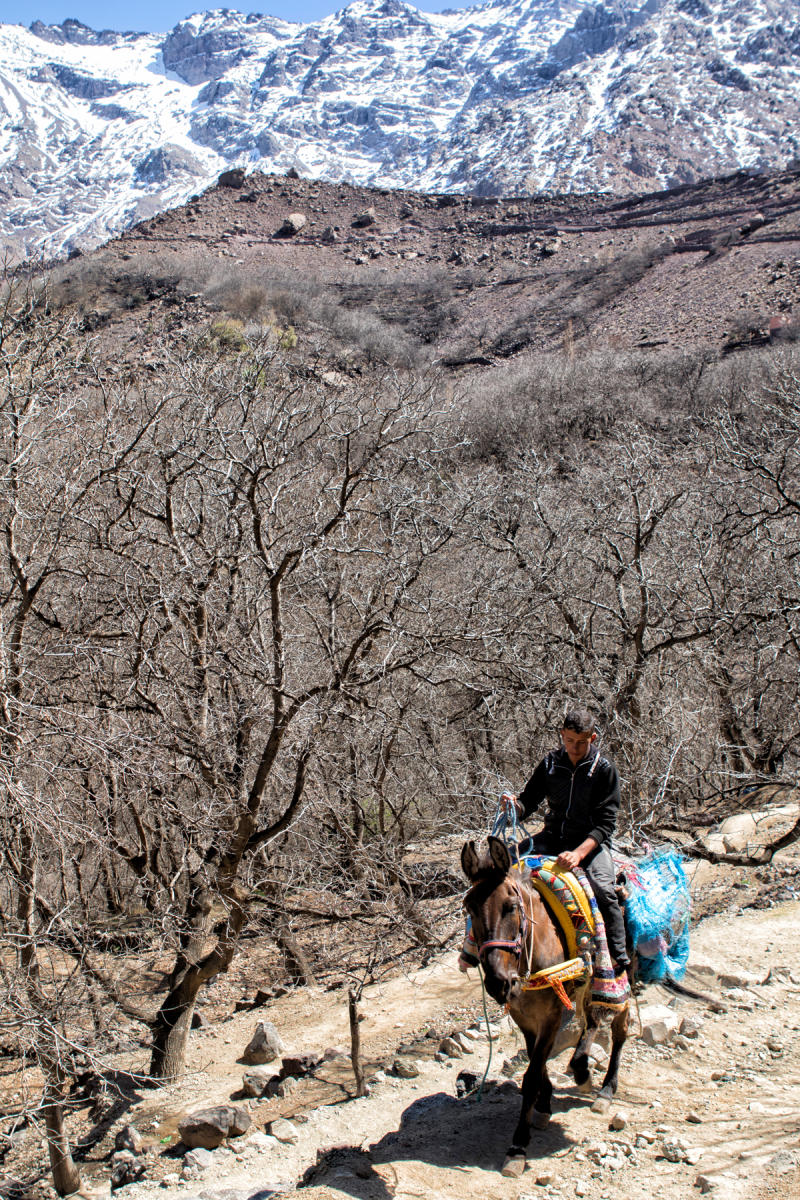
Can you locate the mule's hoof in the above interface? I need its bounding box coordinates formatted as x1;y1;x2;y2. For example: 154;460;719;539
591;1095;611;1114
500;1152;526;1178
532;1110;551;1129
577;1078;593;1094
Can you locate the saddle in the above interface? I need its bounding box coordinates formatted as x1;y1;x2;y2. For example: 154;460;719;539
515;856;595;962
517;856;630;1011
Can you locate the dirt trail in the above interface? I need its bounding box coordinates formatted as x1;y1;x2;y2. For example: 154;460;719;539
113;896;800;1200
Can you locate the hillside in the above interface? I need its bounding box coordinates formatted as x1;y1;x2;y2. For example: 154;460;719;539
4;848;800;1200
4;0;800;257
49;162;800;362
3;155;800;1200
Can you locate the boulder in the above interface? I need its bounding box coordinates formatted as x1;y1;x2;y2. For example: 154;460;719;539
241;1020;284;1065
178;1105;251;1150
351;207;376;228
114;1124;144;1154
218;168;246;189
275;213;307;237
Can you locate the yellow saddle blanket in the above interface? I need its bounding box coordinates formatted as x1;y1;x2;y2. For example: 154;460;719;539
513;857;596;961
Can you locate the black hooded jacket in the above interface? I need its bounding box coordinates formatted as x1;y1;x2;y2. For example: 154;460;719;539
517;746;621;850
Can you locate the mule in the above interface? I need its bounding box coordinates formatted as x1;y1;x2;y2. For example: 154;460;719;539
461;836;630;1176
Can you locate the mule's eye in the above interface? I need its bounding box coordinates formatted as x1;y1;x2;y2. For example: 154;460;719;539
501;901;515;917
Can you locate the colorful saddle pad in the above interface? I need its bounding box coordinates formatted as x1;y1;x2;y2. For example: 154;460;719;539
518;856;630;1011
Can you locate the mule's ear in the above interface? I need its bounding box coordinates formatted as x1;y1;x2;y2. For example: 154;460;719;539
461;841;480;881
488;836;511;875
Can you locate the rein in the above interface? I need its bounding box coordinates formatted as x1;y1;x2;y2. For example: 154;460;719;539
472;878;536;980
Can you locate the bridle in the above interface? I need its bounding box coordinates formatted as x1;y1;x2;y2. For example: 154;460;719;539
464;875;536;979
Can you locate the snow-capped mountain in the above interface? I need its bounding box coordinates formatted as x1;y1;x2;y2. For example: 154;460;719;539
2;0;799;257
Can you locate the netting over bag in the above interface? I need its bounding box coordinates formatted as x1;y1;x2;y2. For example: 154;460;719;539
617;849;690;982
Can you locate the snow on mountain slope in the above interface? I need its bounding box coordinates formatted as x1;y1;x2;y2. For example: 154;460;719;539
1;0;799;258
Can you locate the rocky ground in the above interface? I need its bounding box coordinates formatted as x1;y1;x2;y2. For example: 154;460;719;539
45;163;800;370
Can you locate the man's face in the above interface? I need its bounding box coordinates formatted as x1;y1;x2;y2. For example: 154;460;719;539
561;727;597;765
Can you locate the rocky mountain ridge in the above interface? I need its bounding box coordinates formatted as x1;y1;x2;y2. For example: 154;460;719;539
2;0;800;257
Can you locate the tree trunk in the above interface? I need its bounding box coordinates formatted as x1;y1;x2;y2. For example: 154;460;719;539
348;989;368;1098
42;1062;82;1197
149;891;246;1080
149;971;202;1081
276;919;316;987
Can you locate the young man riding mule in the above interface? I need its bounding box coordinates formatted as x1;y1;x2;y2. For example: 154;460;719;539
464;706;630;975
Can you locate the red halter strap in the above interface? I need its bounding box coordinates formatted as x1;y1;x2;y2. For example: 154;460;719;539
476;881;529;962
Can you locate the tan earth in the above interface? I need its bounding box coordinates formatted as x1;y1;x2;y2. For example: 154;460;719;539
104;881;799;1200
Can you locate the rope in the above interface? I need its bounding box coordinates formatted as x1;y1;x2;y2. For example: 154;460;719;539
475;963;495;1101
490;796;535;854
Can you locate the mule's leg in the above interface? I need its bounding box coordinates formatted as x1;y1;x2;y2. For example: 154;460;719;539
501;1029;538;1175
507;1018;560;1154
591;1003;629;1113
568;1014;596;1094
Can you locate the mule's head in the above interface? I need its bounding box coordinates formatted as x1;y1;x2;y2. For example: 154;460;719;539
461;836;524;1006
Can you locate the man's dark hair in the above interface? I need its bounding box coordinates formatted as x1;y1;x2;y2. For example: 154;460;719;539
562;707;595;734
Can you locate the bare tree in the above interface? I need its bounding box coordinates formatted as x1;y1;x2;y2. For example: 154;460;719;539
84;339;474;1077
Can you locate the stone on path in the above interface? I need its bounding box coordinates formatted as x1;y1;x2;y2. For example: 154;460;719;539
352;206;376;228
269;1118;299;1145
661;1135;689;1162
639;1004;681;1046
241;1021;284;1065
178;1106;251;1150
242;1066;274;1097
182;1147;215;1179
114;1124;144;1153
719;969;768;988
392;1058;420;1078
110;1150;146;1190
438;1037;463;1058
279;1052;322;1078
218;168;246;188
275;213;307;237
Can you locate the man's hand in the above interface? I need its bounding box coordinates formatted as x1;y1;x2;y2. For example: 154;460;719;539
556;849;582;871
556;837;598;872
501;792;520;818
